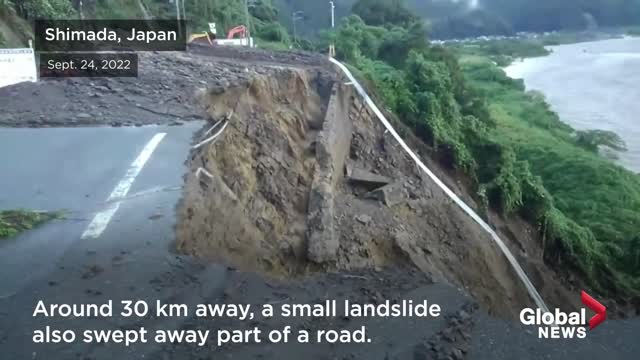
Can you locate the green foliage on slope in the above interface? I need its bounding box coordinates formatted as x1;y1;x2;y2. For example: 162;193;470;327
330;1;640;295
1;0;293;47
3;0;76;19
462;57;640;293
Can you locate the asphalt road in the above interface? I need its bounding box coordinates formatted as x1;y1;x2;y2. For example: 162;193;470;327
0;123;232;359
0;124;638;360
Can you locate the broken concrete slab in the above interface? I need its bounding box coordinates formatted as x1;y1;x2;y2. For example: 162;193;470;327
366;181;407;207
307;182;338;263
307;82;353;263
346;164;392;190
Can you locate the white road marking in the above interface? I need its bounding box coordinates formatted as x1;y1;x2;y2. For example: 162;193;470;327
81;133;166;239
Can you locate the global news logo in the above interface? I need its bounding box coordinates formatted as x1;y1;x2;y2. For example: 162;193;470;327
520;291;607;339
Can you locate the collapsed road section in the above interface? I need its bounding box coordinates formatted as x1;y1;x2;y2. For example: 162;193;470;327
173;47;579;319
4;45;629;359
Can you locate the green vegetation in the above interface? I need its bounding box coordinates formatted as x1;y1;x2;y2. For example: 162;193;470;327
1;0;295;48
328;0;640;295
96;0;291;44
448;30;618;67
462;57;640;292
450;39;550;67
275;0;640;40
0;210;62;239
3;0;76;19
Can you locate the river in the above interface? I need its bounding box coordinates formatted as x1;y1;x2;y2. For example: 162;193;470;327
505;37;640;173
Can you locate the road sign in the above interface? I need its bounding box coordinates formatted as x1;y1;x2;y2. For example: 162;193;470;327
0;48;37;88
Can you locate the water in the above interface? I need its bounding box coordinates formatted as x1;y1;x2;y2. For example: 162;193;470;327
505;37;640;173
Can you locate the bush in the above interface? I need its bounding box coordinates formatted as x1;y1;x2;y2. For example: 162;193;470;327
12;0;76;19
464;58;640;294
255;21;289;42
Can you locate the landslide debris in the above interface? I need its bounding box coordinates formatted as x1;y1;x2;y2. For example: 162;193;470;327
0;46;328;128
175;55;578;319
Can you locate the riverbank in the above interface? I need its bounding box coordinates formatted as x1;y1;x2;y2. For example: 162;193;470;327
448;31;623;67
503;37;640;173
331;15;640;299
454;38;640;298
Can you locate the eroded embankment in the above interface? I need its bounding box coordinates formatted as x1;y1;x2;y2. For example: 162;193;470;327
176;66;577;319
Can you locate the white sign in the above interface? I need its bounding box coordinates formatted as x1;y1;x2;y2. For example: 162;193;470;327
0;48;38;88
208;22;217;35
214;37;254;47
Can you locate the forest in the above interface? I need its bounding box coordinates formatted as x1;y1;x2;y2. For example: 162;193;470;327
4;0;640;40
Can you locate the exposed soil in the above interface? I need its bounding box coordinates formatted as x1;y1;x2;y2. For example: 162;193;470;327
174;57;579;319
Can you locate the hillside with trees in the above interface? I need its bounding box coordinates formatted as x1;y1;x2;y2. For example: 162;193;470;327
0;0;292;47
278;0;640;39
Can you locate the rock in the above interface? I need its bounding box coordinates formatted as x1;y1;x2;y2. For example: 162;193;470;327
458;310;471;320
75;113;92;119
451;348;464;360
393;230;432;274
442;328;455;342
346;165;392;190
307;182;338;263
355;214;372;225
413;343;430;359
366;181;406;207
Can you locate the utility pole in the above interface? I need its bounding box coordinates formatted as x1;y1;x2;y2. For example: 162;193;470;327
244;0;252;47
174;0;182;40
181;0;186;25
329;1;336;57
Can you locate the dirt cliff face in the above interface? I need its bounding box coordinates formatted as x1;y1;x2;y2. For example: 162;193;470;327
176;68;332;276
174;61;581;319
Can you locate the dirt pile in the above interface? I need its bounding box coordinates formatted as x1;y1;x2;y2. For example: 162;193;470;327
175;61;579;319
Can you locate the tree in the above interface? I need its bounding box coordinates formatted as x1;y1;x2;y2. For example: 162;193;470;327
352;0;418;28
12;0;76;19
575;129;628;153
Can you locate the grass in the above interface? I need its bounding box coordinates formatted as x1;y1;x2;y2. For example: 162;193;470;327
450;39;551;66
461;57;640;294
0;210;62;239
451;31;619;67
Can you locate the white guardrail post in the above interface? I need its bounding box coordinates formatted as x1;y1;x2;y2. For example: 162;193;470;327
329;57;549;313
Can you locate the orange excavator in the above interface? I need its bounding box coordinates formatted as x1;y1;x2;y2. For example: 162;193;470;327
188;25;248;46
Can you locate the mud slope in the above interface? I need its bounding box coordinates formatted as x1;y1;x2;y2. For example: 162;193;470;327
176;61;579;319
177;68;333;275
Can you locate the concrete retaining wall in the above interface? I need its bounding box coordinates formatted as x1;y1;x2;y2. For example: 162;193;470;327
307;82;353;263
